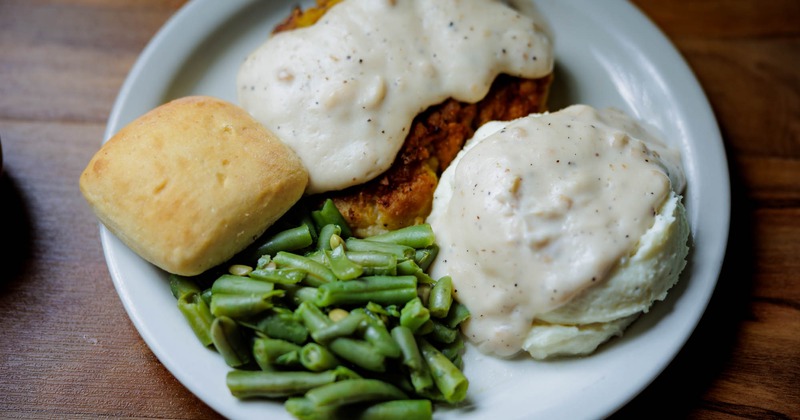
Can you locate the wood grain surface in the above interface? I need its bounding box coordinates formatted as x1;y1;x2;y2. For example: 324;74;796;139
1;0;797;418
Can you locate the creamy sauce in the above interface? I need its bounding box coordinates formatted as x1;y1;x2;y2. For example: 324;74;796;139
426;105;685;357
237;0;553;194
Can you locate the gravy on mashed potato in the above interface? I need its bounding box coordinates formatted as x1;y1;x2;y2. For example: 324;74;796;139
427;104;688;357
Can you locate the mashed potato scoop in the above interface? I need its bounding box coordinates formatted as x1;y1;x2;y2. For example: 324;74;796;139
427;104;690;359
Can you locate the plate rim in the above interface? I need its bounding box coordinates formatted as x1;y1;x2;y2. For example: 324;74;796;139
100;0;731;418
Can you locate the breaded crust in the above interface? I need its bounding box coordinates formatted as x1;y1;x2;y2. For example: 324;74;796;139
328;73;553;237
276;0;553;237
273;0;343;33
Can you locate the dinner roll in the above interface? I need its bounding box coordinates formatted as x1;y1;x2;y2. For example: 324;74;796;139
80;96;308;276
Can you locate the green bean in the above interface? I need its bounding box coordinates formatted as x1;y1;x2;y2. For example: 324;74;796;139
211;274;276;296
278;350;301;366
172;198;473;418
316;276;418;307
391;326;423;371
304;379;407;408
226;370;340;399
249;267;306;285
427;276;453;318
253;336;302;371
363;302;399;320
360;316;401;358
333;365;363;380
299;212;319;243
328;338;386;372
409;363;435;395
344;237;415;260
303;250;326;264
252;311;308;345
267;305;296;317
296;301;333;334
200;287;212;306
211;316;251;368
439;334;465;363
413;245;439;272
416;283;431;307
400;297;430;333
316;223;341;251
351;399;433;420
416;319;435;335
273;251;338;286
254;254;271;269
284;397;337;420
324;245;363;280
427;320;458;344
311;311;367;344
442;301;471;329
390;326;434;394
300;343;340;372
364;224;435;249
254;224;314;258
345;250;397;276
311;199;352;238
396;260;435;285
176;292;214;347
210;291;282;319
169;274;200;300
377;371;415;395
450;352;464;370
417;338;468;403
281;284;319;306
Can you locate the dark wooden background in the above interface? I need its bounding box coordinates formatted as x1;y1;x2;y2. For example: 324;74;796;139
1;1;797;418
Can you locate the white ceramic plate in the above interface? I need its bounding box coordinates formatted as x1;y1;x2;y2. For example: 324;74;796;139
101;1;730;419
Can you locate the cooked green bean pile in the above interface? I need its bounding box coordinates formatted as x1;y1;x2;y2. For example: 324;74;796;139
170;199;470;419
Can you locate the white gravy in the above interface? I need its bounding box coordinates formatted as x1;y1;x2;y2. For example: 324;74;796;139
426;105;685;357
237;0;553;194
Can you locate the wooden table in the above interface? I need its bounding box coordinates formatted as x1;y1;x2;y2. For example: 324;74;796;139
1;1;797;418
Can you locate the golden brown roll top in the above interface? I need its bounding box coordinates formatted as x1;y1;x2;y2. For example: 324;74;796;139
79;96;308;276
